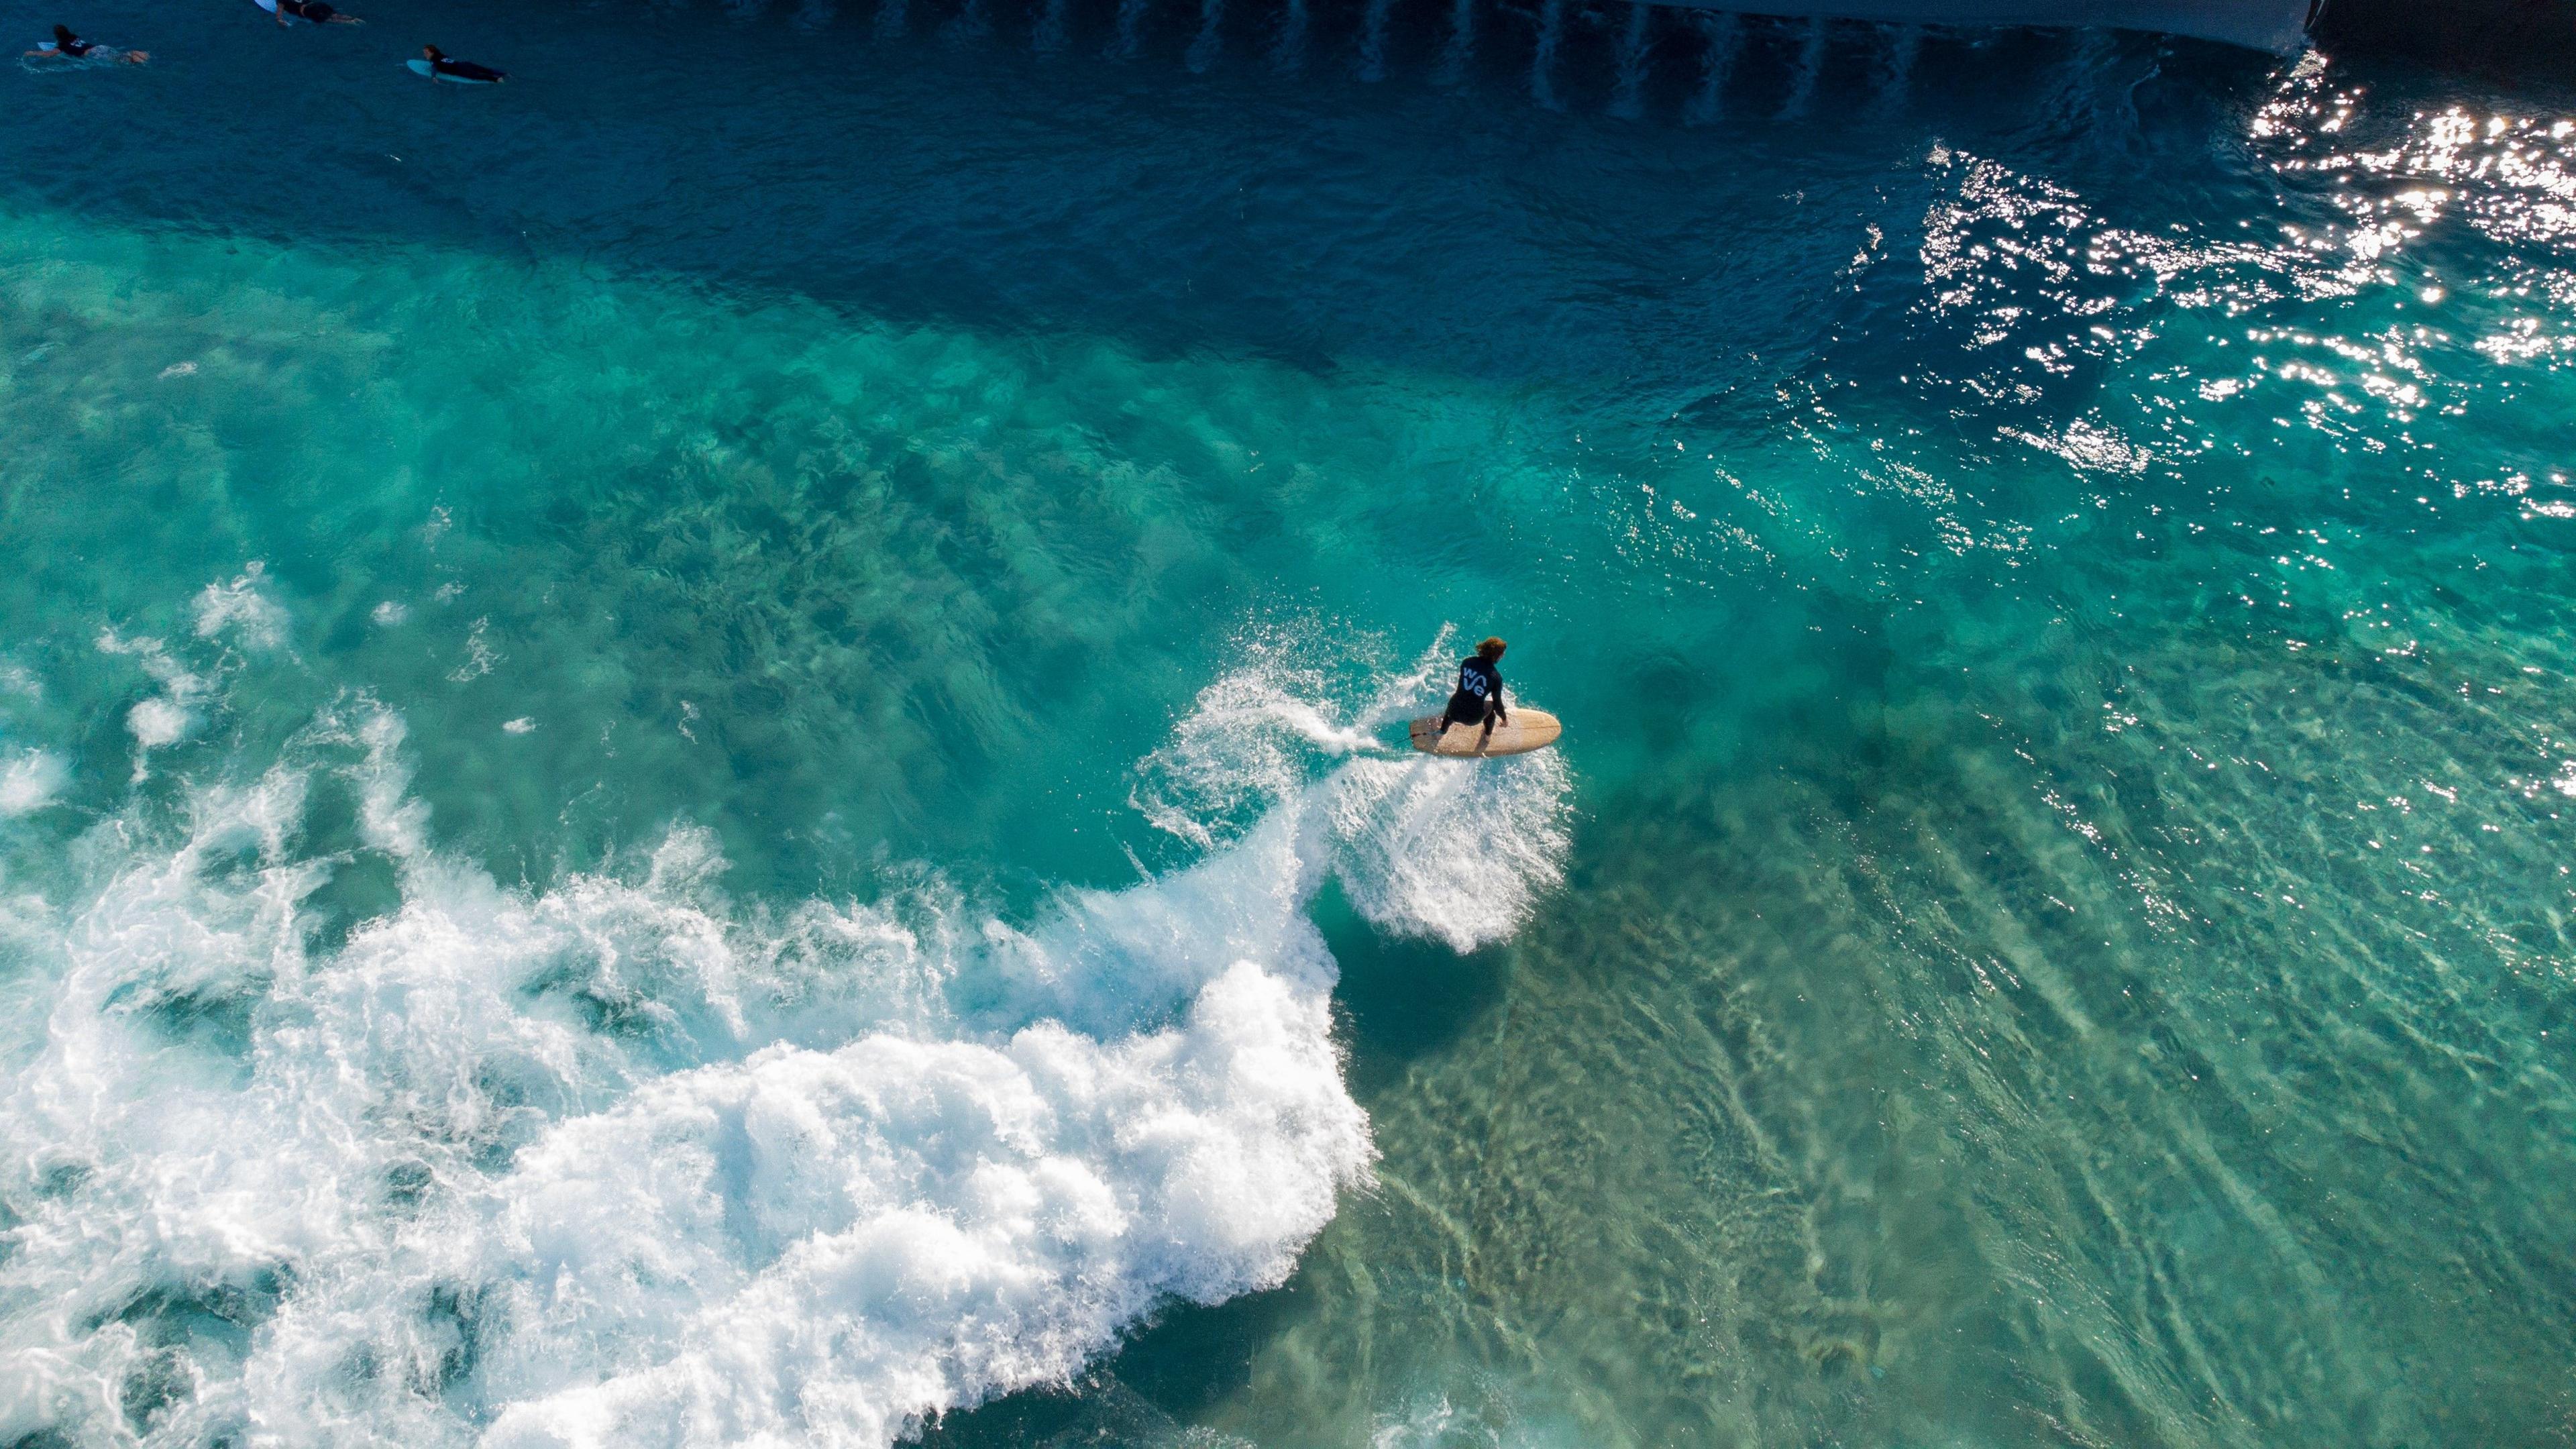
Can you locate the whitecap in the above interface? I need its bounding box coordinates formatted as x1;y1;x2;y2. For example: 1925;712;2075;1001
0;748;66;816
193;561;290;653
0;645;1570;1448
96;629;207;777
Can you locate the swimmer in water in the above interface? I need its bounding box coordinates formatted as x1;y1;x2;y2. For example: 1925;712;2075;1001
419;44;505;81
258;0;364;25
26;25;148;62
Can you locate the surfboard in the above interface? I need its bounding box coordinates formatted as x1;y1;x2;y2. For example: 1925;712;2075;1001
1409;708;1561;758
407;58;500;82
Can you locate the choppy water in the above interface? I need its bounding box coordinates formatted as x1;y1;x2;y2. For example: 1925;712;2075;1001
3;3;2573;1446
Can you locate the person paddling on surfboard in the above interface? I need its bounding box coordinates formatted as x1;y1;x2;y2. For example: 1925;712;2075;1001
260;0;363;26
1430;637;1509;753
27;25;148;62
419;44;505;81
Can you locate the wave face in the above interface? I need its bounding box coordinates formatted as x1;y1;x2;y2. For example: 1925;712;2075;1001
0;637;1567;1448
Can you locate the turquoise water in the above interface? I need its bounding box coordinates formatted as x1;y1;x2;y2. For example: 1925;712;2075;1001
3;3;2573;1445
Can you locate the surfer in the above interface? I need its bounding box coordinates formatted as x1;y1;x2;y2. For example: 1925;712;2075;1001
26;25;148;61
260;0;363;25
419;44;505;80
1430;637;1510;752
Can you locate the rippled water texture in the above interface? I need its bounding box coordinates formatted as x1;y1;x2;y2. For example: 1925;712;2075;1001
1;4;2572;1447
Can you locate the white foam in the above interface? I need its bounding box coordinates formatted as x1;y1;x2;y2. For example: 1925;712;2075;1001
1368;1383;1574;1449
1320;750;1570;954
0;643;1570;1448
451;618;500;683
97;630;208;777
1130;631;1450;849
0;748;67;816
193;562;290;653
125;697;194;751
1134;635;1569;953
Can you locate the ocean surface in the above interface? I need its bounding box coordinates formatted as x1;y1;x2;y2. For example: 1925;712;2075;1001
2;1;2572;1445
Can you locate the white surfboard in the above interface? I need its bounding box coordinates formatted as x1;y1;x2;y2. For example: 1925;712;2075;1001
1409;708;1561;758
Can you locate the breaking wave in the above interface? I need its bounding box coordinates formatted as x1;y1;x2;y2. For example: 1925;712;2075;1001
0;627;1568;1448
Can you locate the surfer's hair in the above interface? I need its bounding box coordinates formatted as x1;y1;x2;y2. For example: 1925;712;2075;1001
1477;637;1507;659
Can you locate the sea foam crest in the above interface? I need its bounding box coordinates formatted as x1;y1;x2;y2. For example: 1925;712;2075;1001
1133;633;1572;954
0;748;66;817
193;562;290;655
0;639;1568;1448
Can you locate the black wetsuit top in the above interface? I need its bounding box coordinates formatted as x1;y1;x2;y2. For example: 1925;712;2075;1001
1443;657;1504;726
431;55;504;80
282;1;338;21
54;34;97;55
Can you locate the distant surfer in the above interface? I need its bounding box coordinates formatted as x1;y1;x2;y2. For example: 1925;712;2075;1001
26;25;148;62
1430;637;1509;753
419;44;504;80
258;0;364;25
